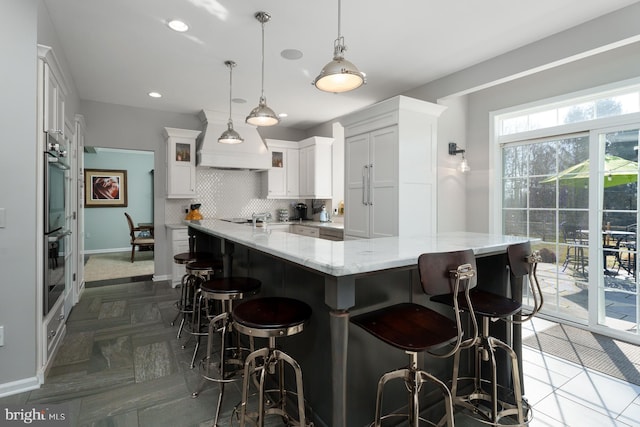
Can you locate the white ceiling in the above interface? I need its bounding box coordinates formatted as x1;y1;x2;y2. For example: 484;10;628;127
42;0;639;130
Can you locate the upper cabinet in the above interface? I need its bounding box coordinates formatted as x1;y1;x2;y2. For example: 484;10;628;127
263;139;300;199
38;45;68;139
298;137;334;199
164;127;201;199
342;96;447;239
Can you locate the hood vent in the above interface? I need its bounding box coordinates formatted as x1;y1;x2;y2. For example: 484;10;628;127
196;110;270;170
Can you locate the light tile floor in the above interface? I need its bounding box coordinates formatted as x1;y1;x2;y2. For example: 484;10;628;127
522;317;640;426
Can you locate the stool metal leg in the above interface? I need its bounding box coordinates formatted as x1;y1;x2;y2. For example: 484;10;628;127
173;273;192;338
239;347;270;427
450;319;526;426
374;352;453;427
239;345;309;427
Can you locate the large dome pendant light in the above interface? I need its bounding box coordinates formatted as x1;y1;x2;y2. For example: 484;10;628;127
246;11;279;127
313;0;366;93
218;60;244;144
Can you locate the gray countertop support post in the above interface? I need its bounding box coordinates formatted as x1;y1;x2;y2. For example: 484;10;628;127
325;275;355;427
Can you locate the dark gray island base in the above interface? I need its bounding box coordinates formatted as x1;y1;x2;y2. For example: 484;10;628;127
187;220;529;427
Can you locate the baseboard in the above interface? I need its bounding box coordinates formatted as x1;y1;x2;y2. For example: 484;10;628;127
0;376;41;399
84;247;131;255
153;274;171;282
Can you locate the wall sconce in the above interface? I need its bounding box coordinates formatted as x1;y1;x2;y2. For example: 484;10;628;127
448;142;471;173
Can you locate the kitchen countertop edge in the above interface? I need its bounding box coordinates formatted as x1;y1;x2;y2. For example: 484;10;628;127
185;219;531;278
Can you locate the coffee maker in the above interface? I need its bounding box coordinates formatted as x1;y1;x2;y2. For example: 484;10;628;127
294;203;308;220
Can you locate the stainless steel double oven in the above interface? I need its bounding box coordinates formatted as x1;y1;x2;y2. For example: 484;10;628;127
44;132;70;315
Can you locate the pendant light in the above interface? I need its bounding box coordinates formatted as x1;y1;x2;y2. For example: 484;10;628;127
218;60;244;144
246;11;279;127
313;0;366;93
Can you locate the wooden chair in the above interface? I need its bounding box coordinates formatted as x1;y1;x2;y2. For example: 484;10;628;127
124;212;154;262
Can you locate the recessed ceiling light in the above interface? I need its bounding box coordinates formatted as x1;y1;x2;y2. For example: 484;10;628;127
278;113;288;118
167;19;189;32
281;49;303;60
232;98;247;104
148;92;162;98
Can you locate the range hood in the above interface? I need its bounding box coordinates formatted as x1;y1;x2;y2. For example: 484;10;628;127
196;110;270;170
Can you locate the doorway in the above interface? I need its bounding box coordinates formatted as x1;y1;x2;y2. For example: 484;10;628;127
82;147;155;284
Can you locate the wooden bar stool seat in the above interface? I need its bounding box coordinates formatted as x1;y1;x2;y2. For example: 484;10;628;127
232;297;312;427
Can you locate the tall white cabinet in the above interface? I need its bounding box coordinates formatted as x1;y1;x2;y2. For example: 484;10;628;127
37;45;73;372
342;96;446;239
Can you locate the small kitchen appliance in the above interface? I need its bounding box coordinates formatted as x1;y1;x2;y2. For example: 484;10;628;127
319;205;328;222
294;203;308;220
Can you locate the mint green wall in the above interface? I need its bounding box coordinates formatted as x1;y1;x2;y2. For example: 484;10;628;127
84;148;154;252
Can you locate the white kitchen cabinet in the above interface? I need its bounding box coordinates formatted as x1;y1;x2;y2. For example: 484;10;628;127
342;96;447;239
298;136;334;199
43;297;65;363
170;227;190;288
37;44;73;373
164;127;201;199
38;45;67;138
262;139;299;199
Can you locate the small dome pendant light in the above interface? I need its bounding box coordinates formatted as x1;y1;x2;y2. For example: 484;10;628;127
218;60;244;144
314;0;366;93
246;11;279;127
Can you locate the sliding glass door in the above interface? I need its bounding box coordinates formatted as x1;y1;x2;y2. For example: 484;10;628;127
592;126;639;335
501;127;639;341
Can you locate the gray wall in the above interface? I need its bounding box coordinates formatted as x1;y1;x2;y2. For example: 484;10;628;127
0;0;38;389
84;149;154;252
80;100;201;277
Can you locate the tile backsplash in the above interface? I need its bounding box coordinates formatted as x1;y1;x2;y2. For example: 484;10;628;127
165;168;305;223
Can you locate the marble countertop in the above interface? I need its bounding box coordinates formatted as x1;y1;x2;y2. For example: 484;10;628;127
186;219;529;277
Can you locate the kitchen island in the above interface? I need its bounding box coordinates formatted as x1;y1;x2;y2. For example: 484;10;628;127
186;219;530;427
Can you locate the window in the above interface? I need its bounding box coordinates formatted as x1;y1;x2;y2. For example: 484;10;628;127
499;87;640;136
494;79;640;342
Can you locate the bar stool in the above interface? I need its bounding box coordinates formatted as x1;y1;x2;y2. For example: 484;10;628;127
170;251;215;339
191;277;262;427
232;297;312;427
351;250;477;427
429;246;540;426
182;259;223;369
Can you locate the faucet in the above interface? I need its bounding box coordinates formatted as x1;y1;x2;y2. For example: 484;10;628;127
252;212;272;229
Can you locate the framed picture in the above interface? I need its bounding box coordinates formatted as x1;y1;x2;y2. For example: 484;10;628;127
84;169;128;207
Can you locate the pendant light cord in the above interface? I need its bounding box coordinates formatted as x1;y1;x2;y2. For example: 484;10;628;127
260;19;266;100
228;63;233;122
337;0;342;39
